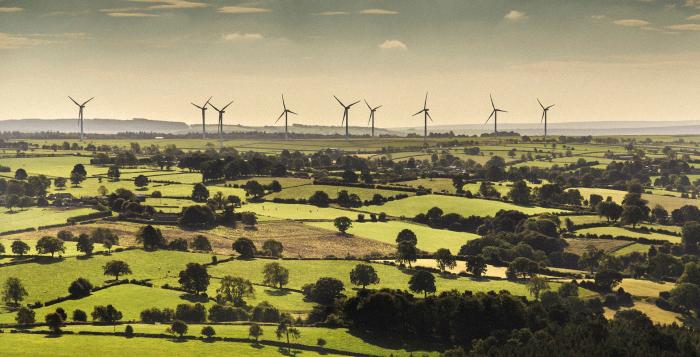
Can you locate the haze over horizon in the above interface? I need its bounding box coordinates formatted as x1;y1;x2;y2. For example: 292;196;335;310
2;0;700;127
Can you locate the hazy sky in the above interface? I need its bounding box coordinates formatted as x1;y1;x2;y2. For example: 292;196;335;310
1;0;700;128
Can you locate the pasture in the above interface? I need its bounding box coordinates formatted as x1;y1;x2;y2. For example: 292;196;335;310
266;184;412;201
0;207;101;232
575;226;680;243
358;195;565;218
306;220;479;253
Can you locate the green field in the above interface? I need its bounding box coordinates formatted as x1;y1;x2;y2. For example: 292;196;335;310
611;243;650;256
0;333;328;357
575;226;680;243
266;184;412;201
572;187;699;211
0;284;210;323
0;207;101;232
208;259;541;300
0;250;217;305
358;195;565;218
0;237;114;257
306;220;479;253
240;202;357;220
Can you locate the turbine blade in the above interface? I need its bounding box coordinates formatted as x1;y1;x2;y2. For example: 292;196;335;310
208;103;221;112
204;96;212;106
282;94;286;110
490;94;495;110
348;100;360;107
427;112;433;122
537;98;545;109
192;103;203;109
547;104;555;110
374;105;382;110
82;97;95;105
68;96;80;106
487;110;495;122
541;112;545;123
364;99;371;110
424;92;428;109
288;110;298;115
333;95;345;107
275;112;285;123
222;100;234;111
413;109;425;116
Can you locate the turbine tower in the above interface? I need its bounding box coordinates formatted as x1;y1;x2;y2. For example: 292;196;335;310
208;100;233;149
68;96;94;141
191;97;212;139
485;94;507;136
275;94;297;141
537;98;555;142
412;92;432;144
334;96;359;140
364;100;382;137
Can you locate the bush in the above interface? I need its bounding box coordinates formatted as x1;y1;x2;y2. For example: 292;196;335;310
68;278;94;298
125;325;134;338
175;303;207;323
251;301;281;322
140;307;174;323
72;309;87;322
233;237;256;258
208;304;249;322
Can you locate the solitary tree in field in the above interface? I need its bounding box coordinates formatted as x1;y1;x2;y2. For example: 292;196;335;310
134;174;149;190
168;320;188;339
191;235;212;252
621;205;645;228
466;255;487;278
68;278;93;298
2;277;28;306
262;239;284;257
527;275;550;301
243;180;265;199
103;260;132;281
434;248;457;273
262;262;289;289
178;263;210;295
396;241;418;268
107;166;121;181
233;237;256;258
97;185;108;196
14;168;28;180
201;325;216;340
11;241;30;256
192;183;210;202
54;177;67;190
15;307;35;325
70;171;85;187
216;275;254;306
350;264;380;290
408;271;436;298
276;314;301;354
35;236;65;257
45;312;64;334
507;180;531;205
76;234;94;256
334;216;352;234
248;323;263;343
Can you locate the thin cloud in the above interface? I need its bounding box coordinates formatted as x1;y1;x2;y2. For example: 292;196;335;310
217;6;271;14
222;32;264;42
590;14;607;20
613;19;650;27
0;32;90;49
314;11;350;16
360;8;399;15
127;0;208;10
379;39;407;50
687;14;700;20
107;12;160;17
667;23;700;31
504;10;527;21
0;7;22;13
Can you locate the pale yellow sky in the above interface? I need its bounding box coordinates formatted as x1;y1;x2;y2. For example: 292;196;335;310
2;0;700;127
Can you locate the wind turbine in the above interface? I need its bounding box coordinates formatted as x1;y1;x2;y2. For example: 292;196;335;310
334;96;359;140
364;100;382;137
412;92;432;144
275;94;297;141
485;94;507;136
208;100;234;149
191;97;212;139
538;98;555;142
68;96;94;141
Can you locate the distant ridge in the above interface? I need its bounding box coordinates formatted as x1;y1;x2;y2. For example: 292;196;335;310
0;118;189;133
2;118;700;136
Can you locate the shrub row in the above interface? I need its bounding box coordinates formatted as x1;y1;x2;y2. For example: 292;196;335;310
67;210;113;224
